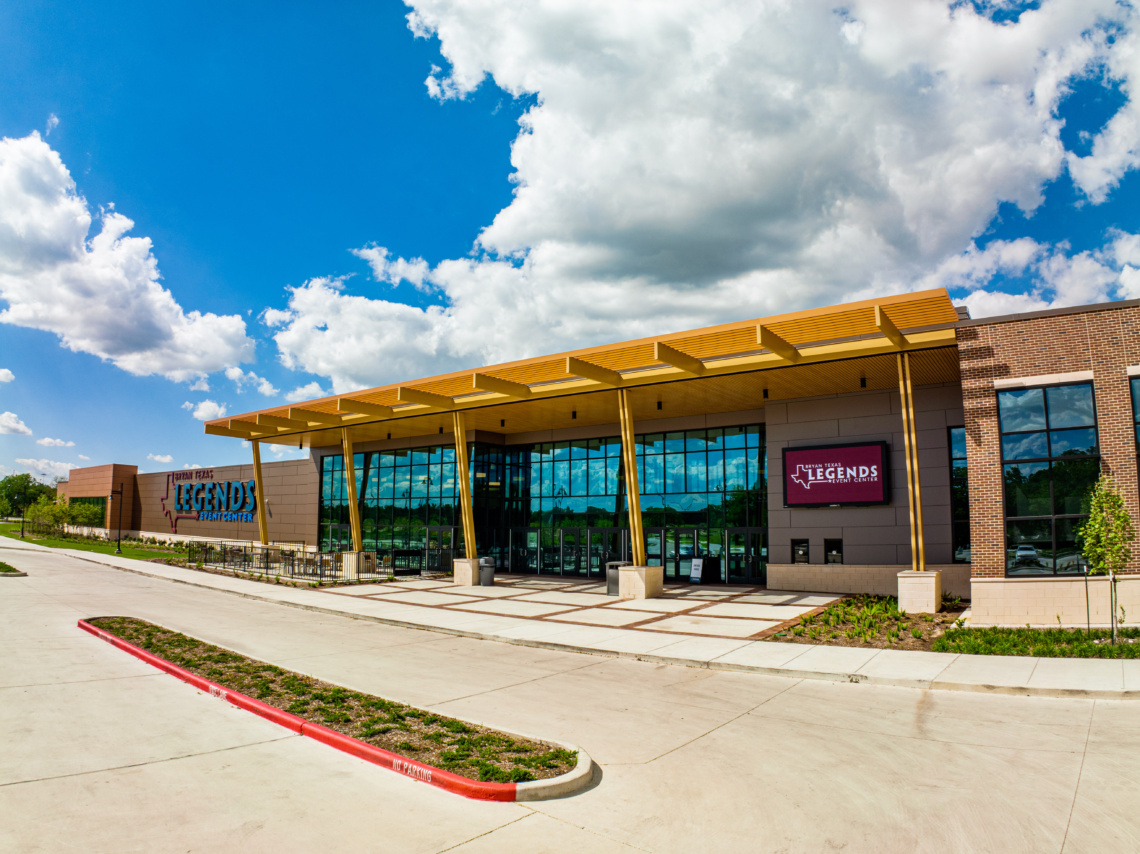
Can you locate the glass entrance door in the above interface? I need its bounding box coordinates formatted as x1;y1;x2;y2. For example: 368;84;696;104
644;528;664;569
510;528;540;574
726;528;767;584
425;526;455;573
586;528;625;579
561;528;585;577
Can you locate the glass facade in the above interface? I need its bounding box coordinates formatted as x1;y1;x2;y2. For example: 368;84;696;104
319;425;767;584
998;383;1099;576
948;427;970;563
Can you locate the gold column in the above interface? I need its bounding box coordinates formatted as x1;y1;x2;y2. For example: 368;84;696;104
903;354;927;571
618;389;646;566
340;429;363;552
896;354;918;572
251;440;269;545
896;352;928;572
452;411;477;560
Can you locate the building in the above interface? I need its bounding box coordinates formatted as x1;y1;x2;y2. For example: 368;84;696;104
57;289;1140;625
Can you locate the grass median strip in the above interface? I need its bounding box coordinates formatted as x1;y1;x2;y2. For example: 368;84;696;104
88;617;576;783
932;625;1140;658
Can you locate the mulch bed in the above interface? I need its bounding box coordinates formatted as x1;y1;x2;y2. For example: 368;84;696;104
768;595;969;652
89;617;575;782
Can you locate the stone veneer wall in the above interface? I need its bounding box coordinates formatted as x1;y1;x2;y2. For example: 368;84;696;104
767;564;971;599
970;577;1140;627
958;302;1140;580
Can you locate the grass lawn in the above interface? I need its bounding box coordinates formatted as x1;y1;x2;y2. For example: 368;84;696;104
90;617;576;783
0;522;181;562
933;626;1140;658
0;561;21;573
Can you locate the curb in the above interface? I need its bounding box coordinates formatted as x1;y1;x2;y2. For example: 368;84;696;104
78;619;593;801
0;571;28;577
56;550;1140;701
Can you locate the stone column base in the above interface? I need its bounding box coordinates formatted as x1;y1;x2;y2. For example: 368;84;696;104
453;558;479;586
340;551;376;581
897;570;942;613
619;565;664;600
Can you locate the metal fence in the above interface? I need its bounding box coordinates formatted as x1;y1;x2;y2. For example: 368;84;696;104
187;541;394;584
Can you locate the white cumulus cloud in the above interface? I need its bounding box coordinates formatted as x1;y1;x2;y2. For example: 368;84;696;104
78;454;90;460
224;366;279;396
0;132;255;383
181;399;227;421
264;0;1140;391
16;457;77;481
147;453;174;463
36;437;74;447
284;380;331;402
0;411;31;435
0;368;13;383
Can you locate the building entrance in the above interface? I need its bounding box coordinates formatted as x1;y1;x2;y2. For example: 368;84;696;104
425;526;456;573
726;527;767;584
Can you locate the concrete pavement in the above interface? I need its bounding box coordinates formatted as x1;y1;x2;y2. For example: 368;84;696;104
48;545;1140;699
2;539;1139;852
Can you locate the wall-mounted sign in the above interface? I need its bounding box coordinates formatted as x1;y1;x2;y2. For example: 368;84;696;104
160;469;257;533
782;442;890;508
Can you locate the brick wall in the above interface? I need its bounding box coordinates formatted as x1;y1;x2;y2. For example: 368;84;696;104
959;302;1140;579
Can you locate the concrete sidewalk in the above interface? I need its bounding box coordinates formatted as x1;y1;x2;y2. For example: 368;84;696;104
4;536;1140;852
30;542;1140;700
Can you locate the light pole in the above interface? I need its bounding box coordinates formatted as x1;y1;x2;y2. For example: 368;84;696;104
109;485;123;554
18;478;27;539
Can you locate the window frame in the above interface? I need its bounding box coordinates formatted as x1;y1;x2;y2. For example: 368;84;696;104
997;381;1099;578
947;426;970;564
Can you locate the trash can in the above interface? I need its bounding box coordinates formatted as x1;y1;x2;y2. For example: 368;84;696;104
605;561;631;596
479;556;496;586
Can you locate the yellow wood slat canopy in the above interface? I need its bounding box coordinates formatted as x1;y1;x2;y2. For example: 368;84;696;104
206;288;962;446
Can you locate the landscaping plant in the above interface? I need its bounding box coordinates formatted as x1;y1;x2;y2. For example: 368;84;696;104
1078;474;1136;644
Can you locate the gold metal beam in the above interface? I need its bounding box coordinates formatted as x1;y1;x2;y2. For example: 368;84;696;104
206;424;268;439
341;429;363;552
288;407;345;426
251;440;269;545
337;398;394;418
896;353;919;572
257;413;306;429
875;305;905;348
566;356;622;387
653;341;705;376
618;388;645;566
757;326;800;363
472;373;531;399
398;386;455;409
903;352;927;571
452;412;477;560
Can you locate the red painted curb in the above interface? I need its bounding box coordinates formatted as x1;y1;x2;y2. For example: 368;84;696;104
78;619;518;801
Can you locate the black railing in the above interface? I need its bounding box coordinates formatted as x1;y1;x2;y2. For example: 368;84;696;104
187;541;394;583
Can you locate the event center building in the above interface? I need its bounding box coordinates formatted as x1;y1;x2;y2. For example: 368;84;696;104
57;289;1140;625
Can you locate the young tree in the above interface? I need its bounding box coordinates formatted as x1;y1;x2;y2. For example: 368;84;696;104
1078;474;1136;643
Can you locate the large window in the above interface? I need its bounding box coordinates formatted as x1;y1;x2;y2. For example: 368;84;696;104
948;427;970;563
320;445;462;561
999;383;1099;576
1133;376;1140;462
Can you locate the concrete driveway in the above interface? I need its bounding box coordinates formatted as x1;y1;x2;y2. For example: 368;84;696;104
1;540;1137;853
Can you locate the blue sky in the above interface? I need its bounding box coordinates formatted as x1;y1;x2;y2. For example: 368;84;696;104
1;0;1139;482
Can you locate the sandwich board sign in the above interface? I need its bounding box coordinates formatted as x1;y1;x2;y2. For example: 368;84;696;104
689;558;704;583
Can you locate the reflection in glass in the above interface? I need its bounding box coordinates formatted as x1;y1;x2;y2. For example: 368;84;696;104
1005;520;1052;575
1051;457;1098;515
1002;432;1047;460
1004;462;1050;517
1046;384;1095;429
998;388;1046;432
1049;428;1097;457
